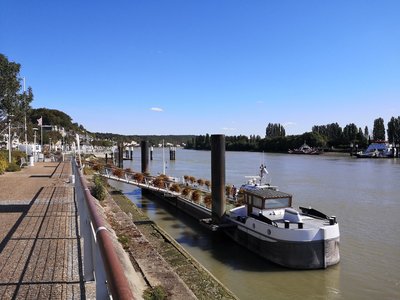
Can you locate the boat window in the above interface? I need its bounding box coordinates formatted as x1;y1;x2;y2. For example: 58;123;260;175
253;196;263;208
264;198;290;209
245;194;251;204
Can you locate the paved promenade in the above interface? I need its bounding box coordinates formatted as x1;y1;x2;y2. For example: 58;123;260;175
0;161;86;299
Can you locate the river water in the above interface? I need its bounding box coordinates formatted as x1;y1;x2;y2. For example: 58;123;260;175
109;148;400;300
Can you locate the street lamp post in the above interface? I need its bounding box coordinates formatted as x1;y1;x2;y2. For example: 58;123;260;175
23;77;28;158
8;114;14;163
33;128;38;162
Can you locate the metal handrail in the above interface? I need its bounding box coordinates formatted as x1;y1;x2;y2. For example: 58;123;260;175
73;161;134;299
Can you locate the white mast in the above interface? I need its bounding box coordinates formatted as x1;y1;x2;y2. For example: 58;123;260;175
162;139;166;175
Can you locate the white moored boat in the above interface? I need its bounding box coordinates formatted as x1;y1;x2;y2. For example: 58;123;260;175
222;168;340;269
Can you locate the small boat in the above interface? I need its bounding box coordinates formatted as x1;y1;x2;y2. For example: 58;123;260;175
222;166;340;269
288;141;322;155
356;141;395;158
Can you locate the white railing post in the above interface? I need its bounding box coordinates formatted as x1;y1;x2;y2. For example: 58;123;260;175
91;223;109;298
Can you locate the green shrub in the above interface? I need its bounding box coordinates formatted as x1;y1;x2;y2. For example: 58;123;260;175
6;162;21;172
13;151;26;164
0;156;7;174
92;175;106;201
83;166;94;175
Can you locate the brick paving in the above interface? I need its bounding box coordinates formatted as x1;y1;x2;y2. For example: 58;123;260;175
0;161;86;299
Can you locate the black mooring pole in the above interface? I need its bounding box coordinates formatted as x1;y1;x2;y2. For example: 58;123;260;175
141;140;149;174
211;134;226;224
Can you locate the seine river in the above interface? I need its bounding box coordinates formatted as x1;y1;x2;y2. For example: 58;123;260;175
109;148;400;300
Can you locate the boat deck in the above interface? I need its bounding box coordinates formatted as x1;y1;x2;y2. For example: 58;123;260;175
274;216;330;229
230;206;331;229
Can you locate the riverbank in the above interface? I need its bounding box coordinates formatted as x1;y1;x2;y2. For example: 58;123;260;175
101;182;238;299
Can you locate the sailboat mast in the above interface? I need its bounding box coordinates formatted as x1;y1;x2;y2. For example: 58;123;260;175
162;139;165;175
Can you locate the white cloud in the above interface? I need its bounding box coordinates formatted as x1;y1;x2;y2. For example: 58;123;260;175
222;127;236;131
150;107;163;112
283;122;296;128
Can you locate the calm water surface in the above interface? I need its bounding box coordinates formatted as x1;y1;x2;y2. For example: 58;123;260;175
109;148;400;300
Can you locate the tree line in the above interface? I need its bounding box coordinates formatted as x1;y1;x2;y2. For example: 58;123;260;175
186;118;400;152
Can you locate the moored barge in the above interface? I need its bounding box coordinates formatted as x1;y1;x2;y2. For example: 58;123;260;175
223;185;340;269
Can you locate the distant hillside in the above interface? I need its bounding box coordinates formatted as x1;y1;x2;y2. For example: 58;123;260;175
29;108;194;146
30;108;86;132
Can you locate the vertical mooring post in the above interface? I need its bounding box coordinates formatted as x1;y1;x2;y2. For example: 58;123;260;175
170;147;176;160
211;134;226;224
105;153;108;164
118;143;123;169
150;146;153;160
141;140;149;174
130;147;133;160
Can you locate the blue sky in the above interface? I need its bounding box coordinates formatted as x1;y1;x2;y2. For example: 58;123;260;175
1;0;399;136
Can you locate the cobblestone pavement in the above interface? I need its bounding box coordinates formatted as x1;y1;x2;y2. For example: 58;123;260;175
0;161;86;299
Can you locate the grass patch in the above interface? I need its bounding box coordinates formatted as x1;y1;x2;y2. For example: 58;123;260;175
117;234;130;250
143;285;168;300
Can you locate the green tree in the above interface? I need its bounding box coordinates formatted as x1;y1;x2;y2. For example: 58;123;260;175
364;126;369;140
312;123;342;147
372;118;385;141
0;54;21;118
266;123;286;138
45;130;62;146
357;127;367;147
0;54;34;145
30;108;74;130
343;123;358;144
387;116;400;144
